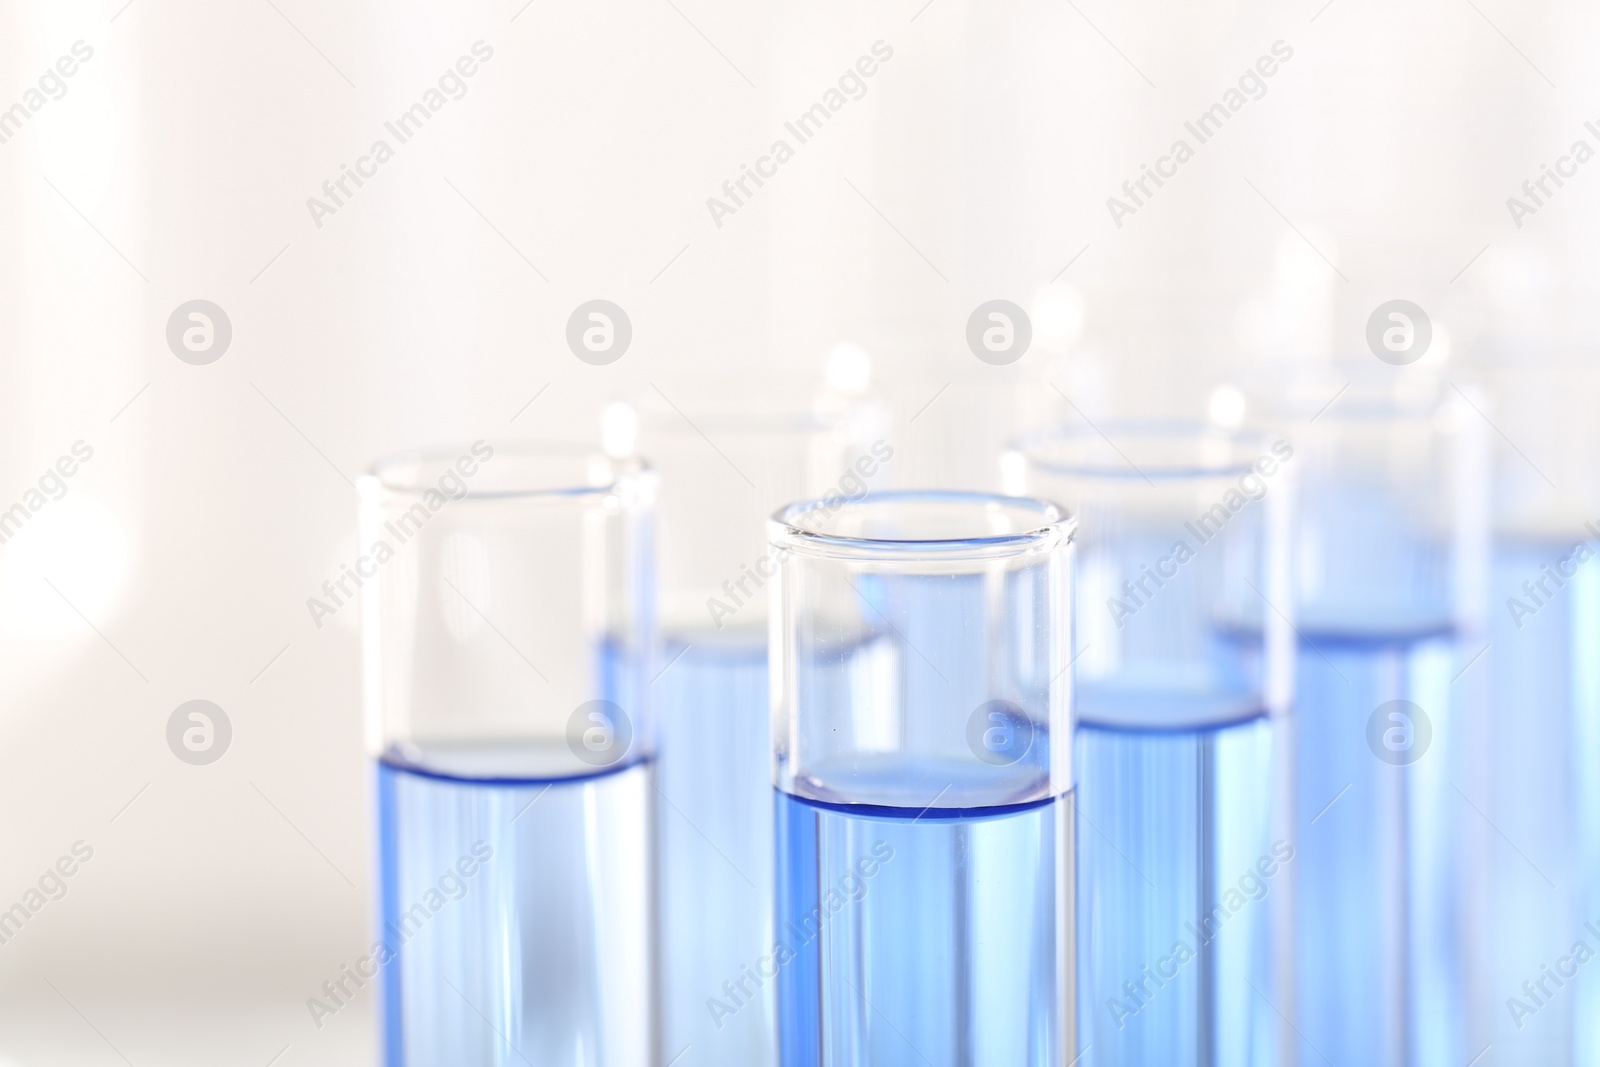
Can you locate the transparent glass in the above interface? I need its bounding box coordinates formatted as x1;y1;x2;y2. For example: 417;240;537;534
628;377;887;630
1456;351;1600;1067
624;379;886;1067
1017;422;1288;1067
359;442;657;1067
1260;369;1482;1067
768;491;1075;1067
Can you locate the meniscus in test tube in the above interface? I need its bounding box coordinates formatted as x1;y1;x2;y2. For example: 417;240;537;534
1262;370;1479;1067
1017;422;1290;1067
768;490;1076;1066
623;375;885;1067
1464;352;1600;1066
359;443;657;1067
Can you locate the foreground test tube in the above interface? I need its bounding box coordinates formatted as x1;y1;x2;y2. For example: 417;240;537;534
1019;424;1289;1067
360;443;656;1067
768;491;1075;1066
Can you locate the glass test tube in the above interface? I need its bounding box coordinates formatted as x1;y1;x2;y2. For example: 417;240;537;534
1461;353;1600;1066
1269;375;1480;1067
626;380;884;1067
769;491;1075;1066
1018;423;1289;1067
359;443;657;1067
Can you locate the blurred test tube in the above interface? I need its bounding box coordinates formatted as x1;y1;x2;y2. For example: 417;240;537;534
1457;348;1600;1066
621;364;885;1067
1018;422;1289;1067
1259;363;1484;1067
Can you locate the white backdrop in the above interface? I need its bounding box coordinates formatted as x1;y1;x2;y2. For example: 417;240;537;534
1;0;1594;1063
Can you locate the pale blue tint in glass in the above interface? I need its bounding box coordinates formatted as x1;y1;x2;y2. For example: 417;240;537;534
1019;423;1287;1067
1268;375;1480;1067
769;491;1075;1067
629;381;886;1067
653;632;772;1064
1476;541;1600;1062
1457;354;1600;1066
360;445;657;1067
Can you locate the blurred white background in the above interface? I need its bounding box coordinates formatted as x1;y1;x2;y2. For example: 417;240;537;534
1;0;1596;1062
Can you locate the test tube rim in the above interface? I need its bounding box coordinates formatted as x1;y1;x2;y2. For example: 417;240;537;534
360;440;654;504
768;488;1074;561
1013;419;1278;482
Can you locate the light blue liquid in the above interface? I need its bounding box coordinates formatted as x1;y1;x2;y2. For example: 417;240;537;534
1292;627;1460;1067
656;630;774;1067
1477;538;1600;1063
376;750;653;1067
775;786;1065;1067
1074;688;1276;1067
771;565;1067;1064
